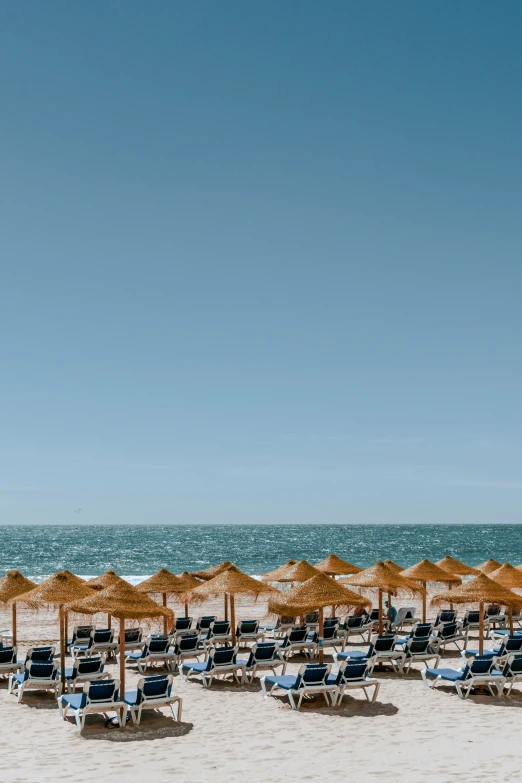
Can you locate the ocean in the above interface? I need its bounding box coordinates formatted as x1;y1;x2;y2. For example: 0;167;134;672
1;524;521;582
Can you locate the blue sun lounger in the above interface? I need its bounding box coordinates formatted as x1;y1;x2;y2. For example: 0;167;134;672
181;645;245;687
121;636;176;674
171;633;204;671
9;660;62;702
343;615;373;644
260;663;337;710
200;620;232;649
236;620;265;646
327;660;380;705
71;629;117;658
336;635;405;673
421;655;503;699
237;642;286;682
278;627;318;660
0;647;22;678
401;637;440;673
22;646;56;663
496;654;522;696
430;622;468;653
58;678;126;730
124;674;182;724
67;626;94;652
58;656;108;692
462;635;522;662
396;623;433;646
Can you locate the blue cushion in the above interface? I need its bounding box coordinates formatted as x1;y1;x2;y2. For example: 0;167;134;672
124;690;139;706
264;675;297;690
182;661;208;673
61;693;84;710
337;651;367;660
425;668;464;682
11;673;24;684
57;668;75;678
125;652;142;661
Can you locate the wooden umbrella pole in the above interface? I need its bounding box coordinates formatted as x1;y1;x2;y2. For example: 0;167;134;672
119;617;126;722
422;581;427;624
59;605;66;688
107;614;111;630
479;601;484;656
12;603;17;647
224;593;228;622
449;582;453;611
184;601;189;618
318;606;324;664
64;611;69;650
378;590;383;635
230;594;236;645
162;593;168;636
331;604;336;619
509;606;514;635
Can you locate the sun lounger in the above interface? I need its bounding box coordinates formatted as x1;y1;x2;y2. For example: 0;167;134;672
308;623;346;653
0;647;22;678
181;645;245;687
462;610;488;632
431;621;468;653
58;678;126;730
196;616;216;634
391;607;417;632
124;674;182;724
67;626;94;652
337;635;405;673
397;623;434;646
236;620;265;646
278;627;318;660
343;615;373;644
401;637;440;673
496;654;522;696
121;636;176;674
200;620;232;649
260;616;297;639
0;629;13;645
22;646;56;663
9;660;62;702
169;617;193;641
462;635;522;662
486;604;507;629
72;629;117;658
260;663;337;710
237;642;286;682
421;655;503;699
171;633;204;670
327;660;380;705
118;627;143;652
434;610;457;628
58;656;109;693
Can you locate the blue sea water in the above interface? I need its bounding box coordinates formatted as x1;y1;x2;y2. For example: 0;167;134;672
1;524;521;581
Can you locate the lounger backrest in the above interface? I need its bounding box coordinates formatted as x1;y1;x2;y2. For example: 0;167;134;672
406;637;430;654
123;628;142;643
209;621;230;636
304;612;319;624
175;633;199;653
338;661;369;683
295;663;330;688
248;643;277;665
503;654;522;676
93;629;114;644
345;616;364;629
238;620;258;634
486;604;501;616
437;611;456;624
138;674;172;700
148;637;170;653
413;623;432;638
75;657;104;676
196;616;215;631
280;616;296;625
439;622;458;639
322;624;338;640
505;636;522;652
71;626;93;643
466;611;482;623
175;617;192;631
209;646;236;668
374;635;396;652
288;628;308;643
324;618;338;628
85;678;118;704
468;656;495;675
26;646;55;662
25;661;57;680
370;609;380;621
0;646;16;664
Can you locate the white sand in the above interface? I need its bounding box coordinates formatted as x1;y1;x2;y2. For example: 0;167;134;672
1;595;522;783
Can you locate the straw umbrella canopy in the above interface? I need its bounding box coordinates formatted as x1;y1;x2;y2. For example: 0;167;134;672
432;573;521;654
434;556;479;577
260;560;297;581
86;571;133;629
268;573;371;663
136;569;184;635
68;580;173;711
183;565;279;645
0;570;37;646
400;560;461;623
192;561;235;581
313;554;361;577
13;571;95;687
487;564;522;633
474;559;502;574
341;561;424;634
267;560;321;584
175;572;203;618
383;559;404;573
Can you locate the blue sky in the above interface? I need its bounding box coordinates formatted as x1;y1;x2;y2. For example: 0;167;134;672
1;1;522;525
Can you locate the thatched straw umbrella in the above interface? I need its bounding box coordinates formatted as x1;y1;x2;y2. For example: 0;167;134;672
68;580;173;710
136;569;184;635
0;571;36;646
432;573;521;654
383;560;404;573
341;561;423;634
86;571;132;629
313;554;361;577
260;560;297;581
268;573;371;663
434;556;478;576
265;560;321;584
176;572;203;618
192;562;236;619
487;564;522;633
400;560;461;623
474;559;502;574
13;572;95;687
183;566;279;645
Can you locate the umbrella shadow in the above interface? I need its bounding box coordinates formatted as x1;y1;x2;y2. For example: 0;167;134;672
17;692;61;709
184;678;260;693
274;694;399;717
76;712;194;741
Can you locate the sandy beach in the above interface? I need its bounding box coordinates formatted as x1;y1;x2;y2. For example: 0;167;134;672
1;593;522;783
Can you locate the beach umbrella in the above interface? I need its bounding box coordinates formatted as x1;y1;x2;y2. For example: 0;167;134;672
341;561;423;634
176;572;203;618
383;560;404;573
474;559;502;574
268;573;371;663
136;569;184;635
68;580;173;713
264;560;321;584
86;571;132;629
260;560;297;581
191;562;236;618
13;571;95;687
432;573;521;654
313;554;361;577
400;560;461;623
0;570;37;646
487;564;522;633
183;565;279;645
434;556;479;576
